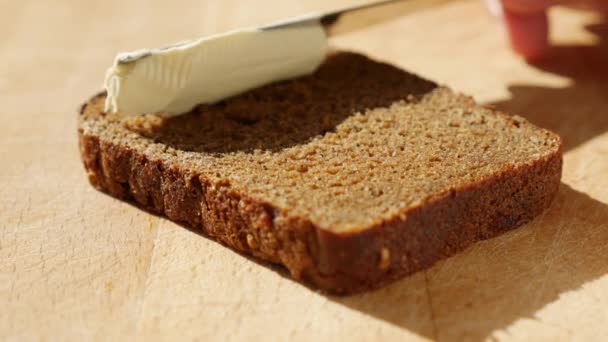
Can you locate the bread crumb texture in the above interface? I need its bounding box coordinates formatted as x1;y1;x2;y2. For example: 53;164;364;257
79;52;562;293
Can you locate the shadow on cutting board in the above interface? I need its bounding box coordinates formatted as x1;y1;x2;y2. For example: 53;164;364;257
490;21;608;152
333;184;608;340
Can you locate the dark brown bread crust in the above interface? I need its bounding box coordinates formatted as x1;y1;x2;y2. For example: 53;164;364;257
78;55;563;294
310;152;562;291
79;122;322;282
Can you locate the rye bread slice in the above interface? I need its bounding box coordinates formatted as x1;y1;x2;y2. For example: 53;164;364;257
78;52;562;294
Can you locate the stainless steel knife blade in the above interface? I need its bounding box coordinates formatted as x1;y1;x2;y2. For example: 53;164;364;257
118;0;453;64
261;0;454;36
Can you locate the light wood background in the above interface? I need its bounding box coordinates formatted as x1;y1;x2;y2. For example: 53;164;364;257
2;0;607;341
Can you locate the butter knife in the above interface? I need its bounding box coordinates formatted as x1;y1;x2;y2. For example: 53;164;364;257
119;0;454;64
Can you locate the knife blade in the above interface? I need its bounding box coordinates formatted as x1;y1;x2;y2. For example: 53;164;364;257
261;0;455;36
117;0;453;64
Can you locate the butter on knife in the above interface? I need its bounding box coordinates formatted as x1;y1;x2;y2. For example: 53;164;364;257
104;0;452;117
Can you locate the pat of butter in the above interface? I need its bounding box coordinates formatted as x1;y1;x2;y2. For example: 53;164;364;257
104;21;328;116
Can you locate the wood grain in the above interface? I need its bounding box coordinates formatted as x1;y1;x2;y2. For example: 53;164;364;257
1;0;607;341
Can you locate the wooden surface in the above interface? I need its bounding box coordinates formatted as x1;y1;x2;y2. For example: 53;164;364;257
2;0;607;341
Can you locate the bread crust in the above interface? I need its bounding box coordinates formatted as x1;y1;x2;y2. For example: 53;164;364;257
79;95;562;295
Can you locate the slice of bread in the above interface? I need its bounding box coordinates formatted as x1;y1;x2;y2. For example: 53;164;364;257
78;52;562;294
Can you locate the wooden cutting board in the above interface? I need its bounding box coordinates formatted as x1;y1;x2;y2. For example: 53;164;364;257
2;0;607;340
